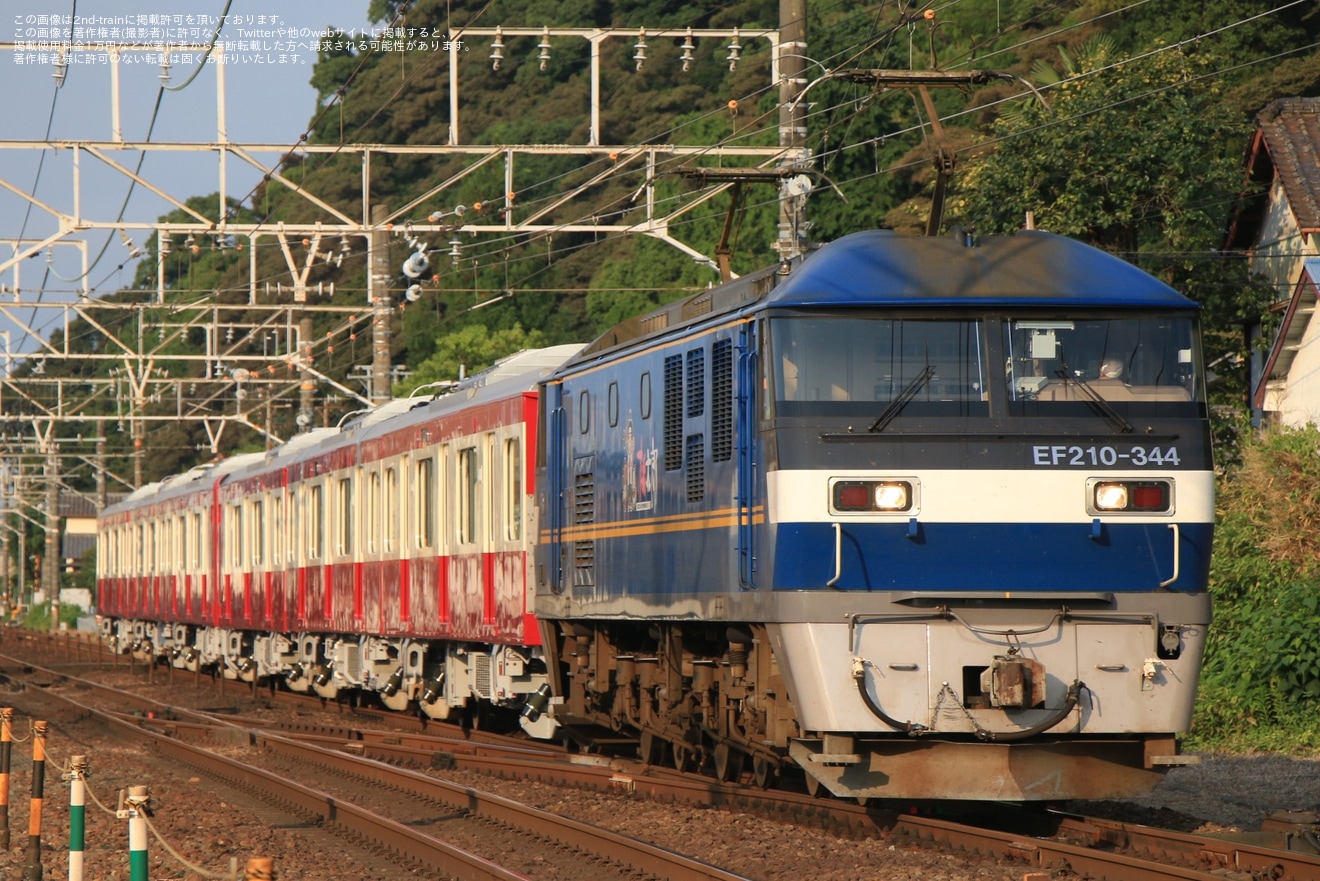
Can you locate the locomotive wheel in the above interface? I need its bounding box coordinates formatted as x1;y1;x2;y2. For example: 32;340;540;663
752;757;776;789
672;741;697;772
713;743;744;783
639;731;664;766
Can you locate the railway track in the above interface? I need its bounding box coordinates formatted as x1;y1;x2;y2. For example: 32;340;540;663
6;633;1320;881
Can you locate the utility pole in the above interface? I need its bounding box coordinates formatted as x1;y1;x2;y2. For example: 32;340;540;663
777;0;808;261
370;204;393;403
43;446;59;631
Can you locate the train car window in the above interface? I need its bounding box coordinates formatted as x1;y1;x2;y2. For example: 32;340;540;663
458;446;478;544
608;382;619;427
438;444;450;552
175;516;186;572
505;437;522;541
272;495;284;566
307;484;324;561
251;498;266;566
770;316;987;417
640;372;651;420
663;355;682;470
189;512;203;570
147;522;158;574
384;466;398;553
230;504;244;569
712;339;733;462
579;390;590;434
336;477;353;556
1005;317;1202;410
686;348;705;417
416;457;435;549
367;471;381;554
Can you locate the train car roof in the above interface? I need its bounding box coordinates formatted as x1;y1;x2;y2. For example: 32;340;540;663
348;343;586;442
571;230;1195;365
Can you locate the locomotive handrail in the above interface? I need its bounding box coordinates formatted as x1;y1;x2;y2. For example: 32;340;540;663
1158;523;1181;588
827;523;842;587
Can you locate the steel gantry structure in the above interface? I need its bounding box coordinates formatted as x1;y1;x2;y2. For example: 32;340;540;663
0;12;811;617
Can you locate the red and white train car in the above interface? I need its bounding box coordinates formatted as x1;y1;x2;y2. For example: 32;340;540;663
97;345;582;734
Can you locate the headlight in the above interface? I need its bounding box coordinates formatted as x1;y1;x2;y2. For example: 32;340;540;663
1089;479;1171;513
831;479;915;513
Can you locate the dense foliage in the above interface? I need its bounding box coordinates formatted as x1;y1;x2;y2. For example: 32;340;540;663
1193;426;1320;752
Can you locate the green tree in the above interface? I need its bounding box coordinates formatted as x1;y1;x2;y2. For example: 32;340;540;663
394;323;546;395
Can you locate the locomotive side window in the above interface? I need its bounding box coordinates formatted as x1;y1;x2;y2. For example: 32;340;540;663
505;437;522;541
608;382;619;427
579;390;590;434
416;457;435;549
640;372;651;419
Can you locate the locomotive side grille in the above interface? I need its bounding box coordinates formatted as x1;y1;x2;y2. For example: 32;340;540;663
664;354;683;470
686;434;705;502
712;339;733;462
573;457;595;586
686;348;705;417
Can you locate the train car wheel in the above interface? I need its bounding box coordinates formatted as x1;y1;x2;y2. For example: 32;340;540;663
752;758;776;789
804;772;831;799
713;743;744;782
640;731;664;766
672;741;696;772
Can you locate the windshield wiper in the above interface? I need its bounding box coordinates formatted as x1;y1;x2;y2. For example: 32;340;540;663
868;365;936;433
1055;366;1133;434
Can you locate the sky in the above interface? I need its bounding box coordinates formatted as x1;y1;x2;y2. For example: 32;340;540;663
1;0;378;357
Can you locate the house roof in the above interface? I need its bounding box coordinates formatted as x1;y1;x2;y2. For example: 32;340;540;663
1254;258;1319;409
1226;97;1320;250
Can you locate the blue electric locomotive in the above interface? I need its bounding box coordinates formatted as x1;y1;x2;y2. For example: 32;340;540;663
533;229;1211;801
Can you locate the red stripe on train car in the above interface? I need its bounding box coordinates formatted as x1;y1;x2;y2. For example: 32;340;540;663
400;557;411;624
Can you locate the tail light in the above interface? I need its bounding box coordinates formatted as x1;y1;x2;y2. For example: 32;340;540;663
1088;479;1172;514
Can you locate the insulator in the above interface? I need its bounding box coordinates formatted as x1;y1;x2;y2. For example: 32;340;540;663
633;28;647;71
537;27;551;71
680;27;695;72
726;29;741;71
490;27;504;70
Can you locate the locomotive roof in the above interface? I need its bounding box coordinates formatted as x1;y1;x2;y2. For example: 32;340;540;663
571;230;1194;366
765;230;1194;308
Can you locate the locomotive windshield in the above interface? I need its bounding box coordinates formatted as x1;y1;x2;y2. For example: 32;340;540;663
770;317;988;417
1006;316;1201;407
767;313;1202;418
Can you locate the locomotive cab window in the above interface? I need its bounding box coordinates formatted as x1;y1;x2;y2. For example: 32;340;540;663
769;315;988;418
